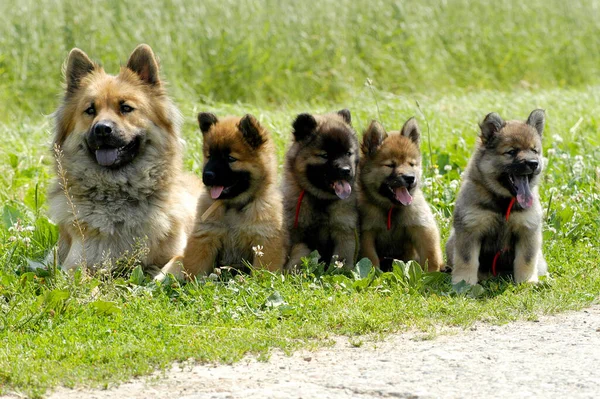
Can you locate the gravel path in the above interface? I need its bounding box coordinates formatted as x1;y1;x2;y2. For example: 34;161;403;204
8;306;600;399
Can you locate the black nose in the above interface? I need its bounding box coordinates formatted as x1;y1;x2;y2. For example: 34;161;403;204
93;122;114;138
525;159;539;170
203;170;216;185
402;175;415;186
339;165;352;177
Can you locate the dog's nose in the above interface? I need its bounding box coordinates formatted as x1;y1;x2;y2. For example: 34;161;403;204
525;159;539;170
402;175;416;186
340;165;351;175
203;170;216;185
93;121;114;138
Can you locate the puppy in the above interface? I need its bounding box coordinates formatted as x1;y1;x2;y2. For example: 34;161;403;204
359;118;443;271
283;109;359;270
163;113;286;278
446;109;547;284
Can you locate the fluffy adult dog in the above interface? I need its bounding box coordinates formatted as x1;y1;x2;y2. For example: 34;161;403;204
48;44;201;273
446;109;547;285
165;113;286;277
283;109;359;270
358;118;443;272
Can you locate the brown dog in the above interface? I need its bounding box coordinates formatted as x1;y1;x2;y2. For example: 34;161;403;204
358;118;443;271
446;110;547;284
48;44;201;273
163;113;286;278
283;109;360;270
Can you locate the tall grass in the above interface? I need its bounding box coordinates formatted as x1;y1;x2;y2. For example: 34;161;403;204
1;0;600;121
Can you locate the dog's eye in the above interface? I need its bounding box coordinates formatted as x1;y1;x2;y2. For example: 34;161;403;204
504;149;517;156
120;104;134;114
228;155;237;163
319;153;329;160
84;105;96;116
384;163;395;168
531;148;539;154
346;151;353;157
409;162;416;167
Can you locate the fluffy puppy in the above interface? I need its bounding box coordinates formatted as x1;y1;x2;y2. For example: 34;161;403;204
283;109;359;270
446;110;547;284
359;118;443;271
162;113;286;278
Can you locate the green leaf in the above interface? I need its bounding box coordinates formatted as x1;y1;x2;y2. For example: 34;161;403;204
129;265;146;285
90;301;121;316
353;257;373;280
9;153;18;169
2;204;23;228
264;291;286;308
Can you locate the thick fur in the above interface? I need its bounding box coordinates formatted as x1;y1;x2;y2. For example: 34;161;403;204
359;118;443;272
48;44;201;273
446;109;547;285
165;114;286;277
283;110;359;270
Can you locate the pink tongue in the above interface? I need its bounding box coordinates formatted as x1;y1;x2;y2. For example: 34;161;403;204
210;186;224;199
95;149;118;166
514;176;533;209
394;187;413;205
333;180;352;199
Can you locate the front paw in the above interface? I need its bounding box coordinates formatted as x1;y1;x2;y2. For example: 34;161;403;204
451;270;478;285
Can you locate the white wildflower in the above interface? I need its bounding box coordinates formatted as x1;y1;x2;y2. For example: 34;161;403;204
334;260;344;269
444;164;452;172
552;134;564;143
252;245;264;258
547;148;556;156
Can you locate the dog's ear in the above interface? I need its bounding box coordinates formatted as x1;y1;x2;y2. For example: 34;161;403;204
292;113;318;142
198;112;218;134
400;117;420;145
361;120;387;155
126;44;160;86
526;109;545;137
480;112;505;145
337;109;352;125
239;114;267;149
64;48;96;95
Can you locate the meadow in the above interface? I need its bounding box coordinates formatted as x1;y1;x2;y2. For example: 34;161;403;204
1;0;600;397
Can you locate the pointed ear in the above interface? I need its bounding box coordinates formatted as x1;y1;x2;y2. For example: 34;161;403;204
361;120;387;155
239;114;267;149
198;112;218;134
400;117;420;145
65;48;96;95
526;109;545;136
126;44;160;86
480;112;505;145
337;109;352;125
292;113;318;142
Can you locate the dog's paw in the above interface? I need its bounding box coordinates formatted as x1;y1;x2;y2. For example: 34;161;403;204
451;271;478;286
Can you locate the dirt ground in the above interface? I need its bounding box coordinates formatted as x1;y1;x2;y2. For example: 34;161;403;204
6;305;600;399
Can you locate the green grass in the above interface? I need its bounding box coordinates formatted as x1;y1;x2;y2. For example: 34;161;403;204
2;0;600;397
2;87;600;398
2;0;600;120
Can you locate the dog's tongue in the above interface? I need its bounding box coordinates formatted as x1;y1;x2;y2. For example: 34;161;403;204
514;175;533;209
210;186;224;199
333;180;352;199
394;187;413;205
95;149;118;166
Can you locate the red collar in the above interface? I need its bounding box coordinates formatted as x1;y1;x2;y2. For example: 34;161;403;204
293;190;306;229
492;197;516;276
